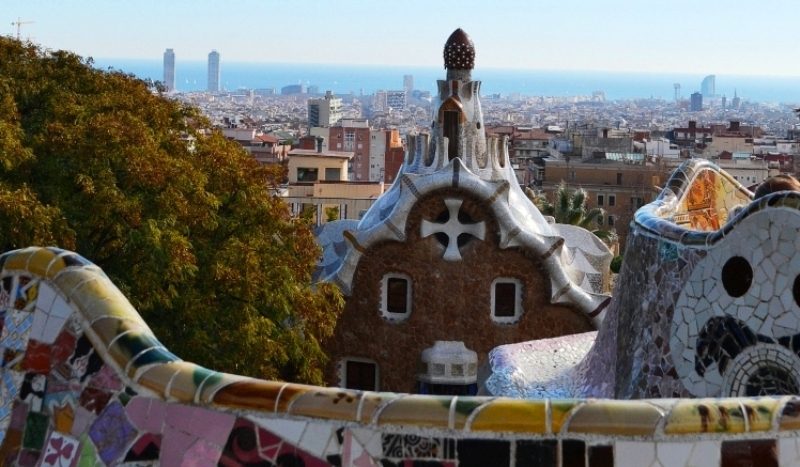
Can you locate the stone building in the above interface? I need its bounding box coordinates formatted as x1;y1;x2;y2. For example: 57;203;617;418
315;29;612;394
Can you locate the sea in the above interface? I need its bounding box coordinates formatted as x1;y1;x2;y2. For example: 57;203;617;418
93;59;800;105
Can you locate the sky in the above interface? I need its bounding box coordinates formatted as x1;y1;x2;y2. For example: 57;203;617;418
3;0;799;76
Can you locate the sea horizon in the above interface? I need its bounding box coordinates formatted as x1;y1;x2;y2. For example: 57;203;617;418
93;58;800;105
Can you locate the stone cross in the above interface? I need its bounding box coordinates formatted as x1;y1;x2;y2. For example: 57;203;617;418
421;198;486;261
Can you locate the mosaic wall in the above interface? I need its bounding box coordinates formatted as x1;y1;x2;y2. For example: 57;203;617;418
1;241;800;466
488;159;800;405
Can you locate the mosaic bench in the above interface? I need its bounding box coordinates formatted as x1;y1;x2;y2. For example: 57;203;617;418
0;243;799;466
2;159;800;465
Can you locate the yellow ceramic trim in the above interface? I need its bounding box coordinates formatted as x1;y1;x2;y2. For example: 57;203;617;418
8;247;800;439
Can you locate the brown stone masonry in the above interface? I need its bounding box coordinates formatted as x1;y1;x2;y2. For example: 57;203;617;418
323;188;593;393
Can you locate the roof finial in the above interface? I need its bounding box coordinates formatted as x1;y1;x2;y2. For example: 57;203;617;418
443;29;475;72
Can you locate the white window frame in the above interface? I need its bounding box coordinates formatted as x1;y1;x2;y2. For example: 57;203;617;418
491;277;522;324
380;273;412;321
338;357;379;391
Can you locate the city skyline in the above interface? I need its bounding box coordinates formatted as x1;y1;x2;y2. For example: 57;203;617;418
4;0;799;77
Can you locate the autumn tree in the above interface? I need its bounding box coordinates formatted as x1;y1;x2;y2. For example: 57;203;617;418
0;38;343;383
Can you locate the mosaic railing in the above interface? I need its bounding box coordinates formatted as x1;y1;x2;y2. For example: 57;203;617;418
1;246;800;465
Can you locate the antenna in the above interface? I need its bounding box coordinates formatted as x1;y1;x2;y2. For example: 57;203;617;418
11;17;34;40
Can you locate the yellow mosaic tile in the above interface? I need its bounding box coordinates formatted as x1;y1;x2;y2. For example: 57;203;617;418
357;392;400;423
164;361;212;402
25;248;59;278
451;397;487;430
551;399;582;434
52;401;75;434
136;362;182;398
778;397;800;431
2;248;36;272
742;398;780;432
469;398;546;433
664;399;747;434
275;382;317;413
212;379;288;411
90;317;124;348
567;400;662;436
196;372;249;404
51;268;94;301
288;387;361;421
377;395;453;428
68;276;143;324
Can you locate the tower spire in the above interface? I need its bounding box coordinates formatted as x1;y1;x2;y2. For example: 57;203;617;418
443;28;475;81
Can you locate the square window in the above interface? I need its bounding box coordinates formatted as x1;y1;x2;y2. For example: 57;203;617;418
494;283;517;317
386;278;408;314
381;273;411;320
343;360;377;391
296;167;318;182
492;278;522;323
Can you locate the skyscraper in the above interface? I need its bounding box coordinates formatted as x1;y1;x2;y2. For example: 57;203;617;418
207;50;220;92
403;74;414;96
701;75;715;98
163;48;175;92
690;92;703;111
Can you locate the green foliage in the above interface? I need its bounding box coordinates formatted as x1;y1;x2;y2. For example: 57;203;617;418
526;182;617;243
610;255;624;274
0;38;343;383
325;206;340;222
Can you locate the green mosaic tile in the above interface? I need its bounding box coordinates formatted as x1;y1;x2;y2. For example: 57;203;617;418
22;411;48;451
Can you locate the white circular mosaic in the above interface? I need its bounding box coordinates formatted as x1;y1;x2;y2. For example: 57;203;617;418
670;209;800;397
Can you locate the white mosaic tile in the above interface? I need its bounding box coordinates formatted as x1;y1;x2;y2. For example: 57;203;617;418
687;441;720;466
298;423;334;458
251;416;306;445
616;441;656;467
779;437;800;466
655;442;693;467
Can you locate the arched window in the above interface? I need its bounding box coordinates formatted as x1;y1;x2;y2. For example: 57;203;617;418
438;97;464;161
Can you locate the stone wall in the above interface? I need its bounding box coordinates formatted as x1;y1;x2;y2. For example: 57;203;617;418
324;188;593;392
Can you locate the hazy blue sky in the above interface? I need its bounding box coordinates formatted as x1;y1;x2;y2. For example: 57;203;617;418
4;0;798;75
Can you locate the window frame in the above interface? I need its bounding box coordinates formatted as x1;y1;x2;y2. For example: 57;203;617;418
339;357;379;391
597;194;604;207
608;194;616;207
491;277;523;324
296;167;319;182
380;273;412;321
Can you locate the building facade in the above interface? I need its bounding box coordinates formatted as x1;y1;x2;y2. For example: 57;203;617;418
316;29;612;394
207;50;220;92
307;90;343;128
162;48;175;92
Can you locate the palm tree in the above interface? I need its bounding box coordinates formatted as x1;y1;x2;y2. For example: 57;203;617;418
526;182;617;242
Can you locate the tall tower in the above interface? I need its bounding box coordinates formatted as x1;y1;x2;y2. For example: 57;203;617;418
207;50;220;92
701;75;715;98
163;48;175;92
690;92;703;111
673;83;680;102
403;74;414;96
403;28;512;182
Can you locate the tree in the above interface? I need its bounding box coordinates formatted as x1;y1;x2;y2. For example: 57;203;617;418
526;182;617;242
0;37;343;383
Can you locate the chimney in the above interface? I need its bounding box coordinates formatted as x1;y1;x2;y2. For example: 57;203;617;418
316;136;324;153
688;121;696;129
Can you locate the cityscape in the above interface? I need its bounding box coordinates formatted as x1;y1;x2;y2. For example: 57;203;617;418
4;1;800;466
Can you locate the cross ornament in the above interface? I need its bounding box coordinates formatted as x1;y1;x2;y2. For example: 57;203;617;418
421;198;486;261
